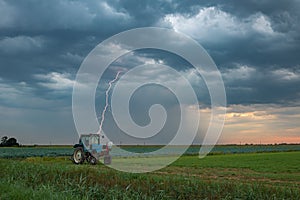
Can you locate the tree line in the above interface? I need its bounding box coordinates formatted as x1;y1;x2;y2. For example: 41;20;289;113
0;136;19;147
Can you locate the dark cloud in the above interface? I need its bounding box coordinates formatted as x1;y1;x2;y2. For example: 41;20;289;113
0;0;299;144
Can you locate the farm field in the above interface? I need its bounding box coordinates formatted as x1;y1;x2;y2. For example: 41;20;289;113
1;144;300;158
0;148;300;199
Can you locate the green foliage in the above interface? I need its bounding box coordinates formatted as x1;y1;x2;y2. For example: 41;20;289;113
174;151;300;173
0;147;72;158
1;144;300;158
0;136;19;147
1;152;300;199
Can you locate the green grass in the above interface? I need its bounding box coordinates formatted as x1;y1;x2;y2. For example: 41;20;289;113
174;151;300;172
0;152;299;199
1;144;300;158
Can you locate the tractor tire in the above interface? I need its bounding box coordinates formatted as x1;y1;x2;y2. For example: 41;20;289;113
104;155;112;165
72;147;85;164
87;155;98;165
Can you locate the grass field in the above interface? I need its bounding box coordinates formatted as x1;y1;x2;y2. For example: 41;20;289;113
1;144;300;158
1;151;300;199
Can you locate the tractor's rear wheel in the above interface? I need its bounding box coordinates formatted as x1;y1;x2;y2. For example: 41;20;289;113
72;147;84;164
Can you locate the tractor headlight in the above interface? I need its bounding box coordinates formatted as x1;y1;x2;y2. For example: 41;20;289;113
107;141;113;149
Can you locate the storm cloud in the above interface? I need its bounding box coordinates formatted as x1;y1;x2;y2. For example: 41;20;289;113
0;0;299;144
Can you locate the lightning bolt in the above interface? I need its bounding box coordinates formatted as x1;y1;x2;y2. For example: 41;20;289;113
98;71;121;134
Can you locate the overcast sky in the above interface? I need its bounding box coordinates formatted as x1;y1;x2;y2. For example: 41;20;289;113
0;0;299;145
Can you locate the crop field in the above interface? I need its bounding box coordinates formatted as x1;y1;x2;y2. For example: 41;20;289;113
0;146;300;199
1;144;300;158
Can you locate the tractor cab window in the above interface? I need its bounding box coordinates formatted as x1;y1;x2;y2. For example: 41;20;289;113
81;136;89;147
90;135;100;145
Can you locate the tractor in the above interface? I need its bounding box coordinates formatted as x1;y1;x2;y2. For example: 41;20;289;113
72;133;113;165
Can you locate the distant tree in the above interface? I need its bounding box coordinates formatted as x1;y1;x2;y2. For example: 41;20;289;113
6;138;19;147
1;136;8;145
0;136;19;147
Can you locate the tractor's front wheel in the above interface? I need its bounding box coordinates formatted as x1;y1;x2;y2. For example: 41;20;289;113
72;147;84;164
87;155;98;165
